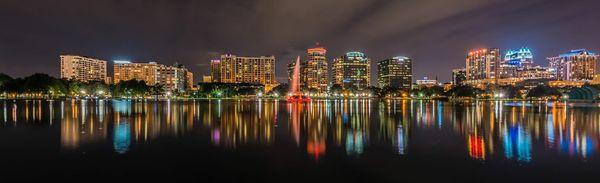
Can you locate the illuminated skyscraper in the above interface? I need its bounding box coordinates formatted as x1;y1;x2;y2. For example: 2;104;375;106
220;54;277;90
113;61;159;85
465;48;500;83
377;56;412;91
548;49;598;81
60;55;108;83
305;44;329;91
452;68;467;86
500;47;534;78
210;59;221;82
332;52;371;90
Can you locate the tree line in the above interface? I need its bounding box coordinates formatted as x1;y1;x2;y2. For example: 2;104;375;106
0;73;162;99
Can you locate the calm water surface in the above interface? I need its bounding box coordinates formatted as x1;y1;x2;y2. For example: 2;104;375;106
0;99;599;182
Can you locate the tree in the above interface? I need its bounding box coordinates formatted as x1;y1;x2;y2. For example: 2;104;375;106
0;73;12;87
412;85;445;98
445;85;481;98
526;85;561;99
269;83;289;96
330;84;343;95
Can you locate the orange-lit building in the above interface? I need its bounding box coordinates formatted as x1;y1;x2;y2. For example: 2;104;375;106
113;61;159;85
465;48;500;84
305;44;329;91
60;55;108;83
219;54;277;91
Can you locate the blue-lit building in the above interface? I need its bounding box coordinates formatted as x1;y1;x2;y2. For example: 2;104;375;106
332;52;371;90
499;47;534;78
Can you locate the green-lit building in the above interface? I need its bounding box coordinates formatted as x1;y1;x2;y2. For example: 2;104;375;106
332;52;371;90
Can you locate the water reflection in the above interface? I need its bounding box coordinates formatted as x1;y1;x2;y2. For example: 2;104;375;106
1;99;600;162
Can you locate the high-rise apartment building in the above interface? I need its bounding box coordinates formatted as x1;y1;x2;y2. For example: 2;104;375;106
305;44;329;91
548;49;598;81
113;61;159;85
332;52;371;90
60;55;108;83
157;63;194;93
113;60;193;92
219;54;277;90
465;48;500;83
377;56;412;91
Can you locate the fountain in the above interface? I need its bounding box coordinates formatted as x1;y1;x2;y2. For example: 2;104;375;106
287;56;311;102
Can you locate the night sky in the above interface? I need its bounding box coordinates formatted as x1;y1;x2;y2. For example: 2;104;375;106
1;0;599;83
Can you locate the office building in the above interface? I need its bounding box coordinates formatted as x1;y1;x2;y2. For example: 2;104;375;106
500;47;533;78
377;56;412;91
332;52;371;90
210;59;221;82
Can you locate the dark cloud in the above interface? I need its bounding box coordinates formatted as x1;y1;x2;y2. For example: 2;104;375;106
0;0;598;83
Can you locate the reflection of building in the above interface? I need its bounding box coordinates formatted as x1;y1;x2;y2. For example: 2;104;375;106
548;49;598;81
468;134;486;160
113;120;131;154
502;124;532;162
60;100;108;150
378;56;412;91
60;55;108;83
305;44;329;91
332;52;371;90
465;48;500;84
452;68;467;86
113;61;159;85
220;54;277;91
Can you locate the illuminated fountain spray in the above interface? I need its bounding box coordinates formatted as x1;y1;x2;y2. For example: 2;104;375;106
287;56;311;102
290;56;301;95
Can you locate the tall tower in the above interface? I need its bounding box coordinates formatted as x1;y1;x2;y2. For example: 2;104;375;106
305;44;329;91
465;48;500;84
377;56;412;91
332;52;371;90
210;59;221;82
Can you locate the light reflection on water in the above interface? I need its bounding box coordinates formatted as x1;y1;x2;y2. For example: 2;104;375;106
1;99;599;163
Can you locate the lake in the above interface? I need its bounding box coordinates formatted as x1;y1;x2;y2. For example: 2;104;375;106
0;99;599;182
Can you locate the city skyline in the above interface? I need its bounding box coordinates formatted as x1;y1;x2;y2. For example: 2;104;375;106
1;0;599;83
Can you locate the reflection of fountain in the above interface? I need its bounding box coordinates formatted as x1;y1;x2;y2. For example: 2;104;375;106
287;56;311;102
